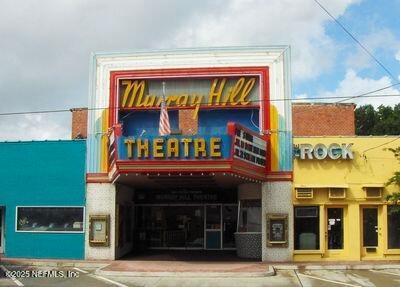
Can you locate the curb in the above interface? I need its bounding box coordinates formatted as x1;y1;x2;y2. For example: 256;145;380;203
95;265;276;278
0;259;109;269
273;264;400;270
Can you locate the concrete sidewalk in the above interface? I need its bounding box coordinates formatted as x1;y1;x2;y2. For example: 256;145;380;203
1;257;275;277
0;257;110;269
96;260;274;277
272;261;400;270
3;257;400;278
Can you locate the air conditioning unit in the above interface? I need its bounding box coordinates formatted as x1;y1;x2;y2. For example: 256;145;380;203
295;188;313;199
328;188;346;199
365;187;382;199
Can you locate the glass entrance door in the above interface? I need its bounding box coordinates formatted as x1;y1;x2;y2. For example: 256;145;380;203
363;208;378;247
222;205;237;249
361;206;384;259
327;208;343;249
205;205;221;249
135;205;205;249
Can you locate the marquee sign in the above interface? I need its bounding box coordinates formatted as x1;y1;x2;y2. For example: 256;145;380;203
119;76;259;118
111;122;268;180
234;128;266;167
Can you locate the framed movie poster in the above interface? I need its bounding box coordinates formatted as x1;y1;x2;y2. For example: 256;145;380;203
89;214;110;247
266;214;288;247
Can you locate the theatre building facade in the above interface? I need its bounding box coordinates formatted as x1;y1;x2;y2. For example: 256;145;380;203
85;47;293;261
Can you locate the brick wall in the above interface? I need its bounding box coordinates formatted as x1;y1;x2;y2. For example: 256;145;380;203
70;103;356;138
71;108;88;139
292;103;355;136
179;109;198;135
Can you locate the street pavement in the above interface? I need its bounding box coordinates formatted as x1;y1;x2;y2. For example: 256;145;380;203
1;264;400;286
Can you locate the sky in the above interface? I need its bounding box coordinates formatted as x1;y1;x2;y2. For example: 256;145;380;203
0;0;399;140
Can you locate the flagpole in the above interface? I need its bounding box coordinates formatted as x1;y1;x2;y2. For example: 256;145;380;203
162;81;166;101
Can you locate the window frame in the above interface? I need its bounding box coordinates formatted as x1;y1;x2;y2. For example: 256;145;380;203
15;206;85;234
294;205;320;250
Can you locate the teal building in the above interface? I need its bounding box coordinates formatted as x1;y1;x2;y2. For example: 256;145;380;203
0;140;86;259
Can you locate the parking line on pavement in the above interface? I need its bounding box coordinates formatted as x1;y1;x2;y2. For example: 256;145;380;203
297;272;361;287
89;274;128;287
369;269;400;276
73;267;88;274
0;265;24;286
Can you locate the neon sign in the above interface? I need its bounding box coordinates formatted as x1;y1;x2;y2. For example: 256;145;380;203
119;77;258;118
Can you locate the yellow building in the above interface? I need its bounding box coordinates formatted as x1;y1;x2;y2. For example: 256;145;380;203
293;136;400;261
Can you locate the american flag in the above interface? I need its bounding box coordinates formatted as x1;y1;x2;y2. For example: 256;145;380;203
159;82;171;136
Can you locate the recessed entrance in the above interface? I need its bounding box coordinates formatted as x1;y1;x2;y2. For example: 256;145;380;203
134;204;237;251
114;173;261;260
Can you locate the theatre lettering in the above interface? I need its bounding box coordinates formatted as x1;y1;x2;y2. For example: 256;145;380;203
124;137;222;159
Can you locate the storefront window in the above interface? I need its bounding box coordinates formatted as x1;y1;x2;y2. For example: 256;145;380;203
238;200;261;232
294;206;320;250
17;207;84;232
388;206;400;249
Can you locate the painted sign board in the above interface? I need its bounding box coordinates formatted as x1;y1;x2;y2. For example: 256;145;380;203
234;128;266;167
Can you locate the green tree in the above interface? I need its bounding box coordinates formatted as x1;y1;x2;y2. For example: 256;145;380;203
355;104;400;135
355;104;376;135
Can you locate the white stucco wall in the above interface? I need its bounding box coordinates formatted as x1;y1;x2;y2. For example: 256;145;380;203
85;183;116;260
262;181;293;261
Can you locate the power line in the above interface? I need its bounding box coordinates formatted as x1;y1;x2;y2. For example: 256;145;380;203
313;0;398;82
6;94;400;116
362;136;400;154
0;93;399;117
336;82;400;103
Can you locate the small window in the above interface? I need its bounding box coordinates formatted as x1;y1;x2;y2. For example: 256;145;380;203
365;187;382;199
294;206;320;250
329;188;346;199
17;207;84;232
295;206;318;218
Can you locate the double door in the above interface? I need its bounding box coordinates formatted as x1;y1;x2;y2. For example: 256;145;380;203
324;206;383;258
205;204;237;250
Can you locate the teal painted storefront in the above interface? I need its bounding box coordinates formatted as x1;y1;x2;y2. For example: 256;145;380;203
0;140;86;259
